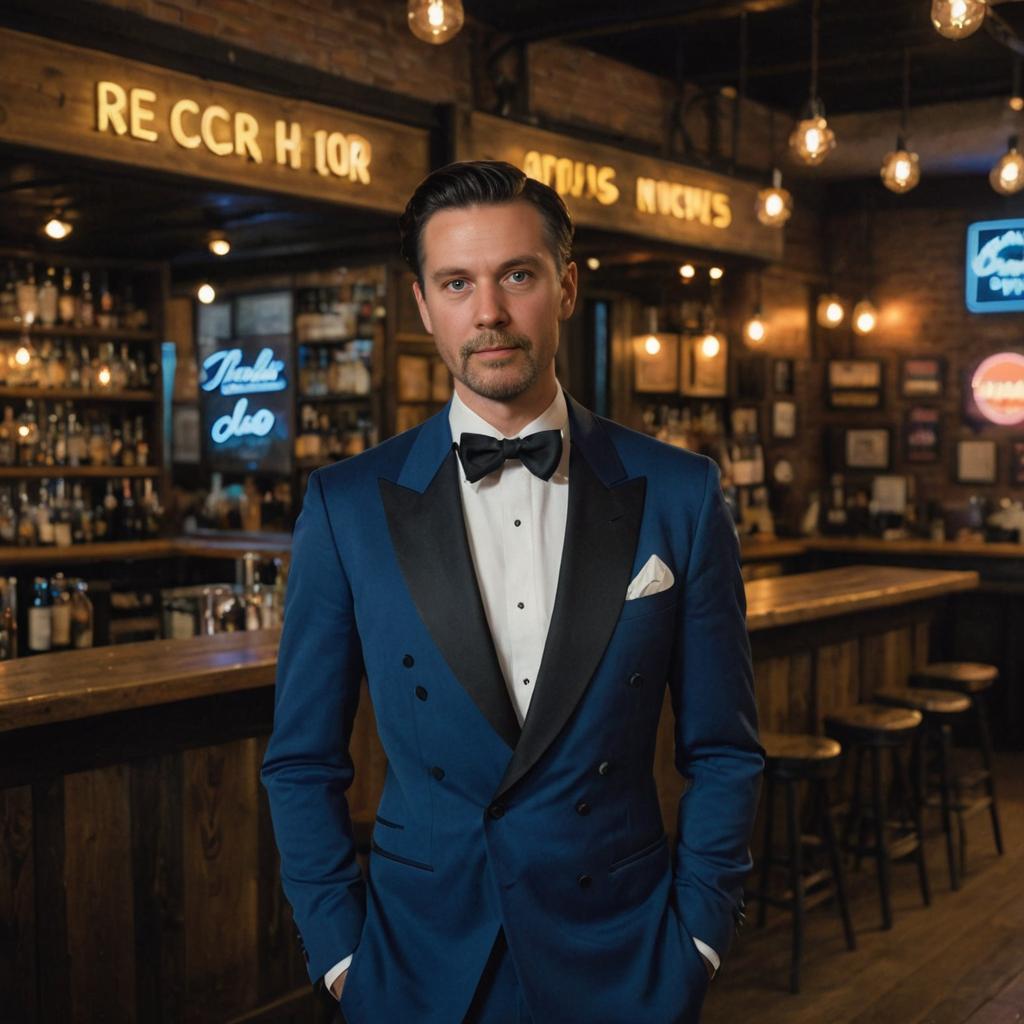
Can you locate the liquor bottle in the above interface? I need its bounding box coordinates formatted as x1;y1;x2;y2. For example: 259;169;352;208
141;477;161;536
58;267;77;325
67;410;87;467
0;262;17;321
17;401;39;466
135;416;149;467
0;577;17;660
120;343;139;389
0;487;14;544
0;406;15;465
27;576;52;652
70;579;93;648
16;262;39;325
35;482;55;545
38;266;59;327
119;478;136;538
97;271;115;330
78;270;95;328
102;480;118;538
47;338;68;388
16;487;35;546
53;479;72;546
50;573;71;649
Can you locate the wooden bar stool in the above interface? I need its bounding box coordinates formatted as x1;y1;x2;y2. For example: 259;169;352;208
753;732;856;994
874;687;972;890
910;662;1004;866
825;705;930;930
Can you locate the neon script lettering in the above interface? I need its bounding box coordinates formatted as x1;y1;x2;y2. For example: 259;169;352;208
201;347;286;395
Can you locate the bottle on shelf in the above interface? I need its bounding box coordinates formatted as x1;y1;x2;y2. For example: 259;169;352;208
0;487;14;544
97;271;116;330
35;481;55;545
58;267;77;326
38;266;59;327
0;263;18;321
0;576;17;660
70;579;93;648
78;270;95;328
0;405;14;465
50;572;72;649
16;263;39;326
27;575;52;653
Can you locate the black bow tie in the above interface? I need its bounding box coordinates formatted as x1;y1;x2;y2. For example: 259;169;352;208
457;429;563;484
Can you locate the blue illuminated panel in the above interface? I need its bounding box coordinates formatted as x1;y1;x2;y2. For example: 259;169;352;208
966;219;1024;313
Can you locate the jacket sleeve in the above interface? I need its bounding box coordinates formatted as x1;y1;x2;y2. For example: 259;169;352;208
669;457;764;962
260;468;367;984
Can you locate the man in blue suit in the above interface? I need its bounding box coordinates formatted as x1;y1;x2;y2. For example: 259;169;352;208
261;160;763;1023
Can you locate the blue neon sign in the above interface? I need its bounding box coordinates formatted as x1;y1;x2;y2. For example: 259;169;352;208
966;219;1024;313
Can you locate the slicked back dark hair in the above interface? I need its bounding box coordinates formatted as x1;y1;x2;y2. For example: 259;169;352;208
399;160;574;282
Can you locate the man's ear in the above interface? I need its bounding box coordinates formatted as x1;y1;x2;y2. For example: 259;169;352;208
558;261;578;322
412;279;433;335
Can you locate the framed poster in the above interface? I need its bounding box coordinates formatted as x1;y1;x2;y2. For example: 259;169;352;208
827;358;883;410
772;358;795;395
845;427;891;470
956;439;998;483
680;333;728;397
901;357;944;398
730;406;760;439
1012;442;1024;486
397;354;432;401
634;333;680;393
735;356;767;400
771;400;797;440
904;407;942;463
431;360;453;402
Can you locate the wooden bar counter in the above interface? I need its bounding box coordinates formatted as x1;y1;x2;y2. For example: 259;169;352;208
0;565;978;1023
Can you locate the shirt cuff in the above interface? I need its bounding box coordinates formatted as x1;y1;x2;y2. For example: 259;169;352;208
324;954;353;995
693;938;720;975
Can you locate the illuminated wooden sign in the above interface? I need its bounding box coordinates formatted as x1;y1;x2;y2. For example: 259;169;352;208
969;351;1024;426
0;28;429;213
455;111;782;261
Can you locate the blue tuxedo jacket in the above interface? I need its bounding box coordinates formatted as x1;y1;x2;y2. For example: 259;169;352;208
261;394;763;1024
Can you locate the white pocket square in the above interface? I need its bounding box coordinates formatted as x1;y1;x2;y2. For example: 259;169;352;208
625;554;675;601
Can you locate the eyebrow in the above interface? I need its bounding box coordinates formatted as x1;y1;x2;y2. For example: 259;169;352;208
429;254;543;284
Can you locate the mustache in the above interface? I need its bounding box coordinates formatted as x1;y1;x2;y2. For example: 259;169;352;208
460;331;531;360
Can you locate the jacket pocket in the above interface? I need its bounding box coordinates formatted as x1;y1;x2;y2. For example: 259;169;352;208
374;814;404;830
609;833;667;874
618;588;679;623
371;839;434;873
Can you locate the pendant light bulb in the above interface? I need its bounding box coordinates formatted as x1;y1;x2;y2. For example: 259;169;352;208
991;137;1024;195
852;299;878;335
931;0;987;40
407;0;464;44
709;266;724;281
43;215;72;240
881;142;921;194
208;235;231;257
816;293;845;328
679;263;696;280
701;333;722;359
756;169;793;227
744;312;767;346
642;306;661;356
197;282;217;305
790;111;836;166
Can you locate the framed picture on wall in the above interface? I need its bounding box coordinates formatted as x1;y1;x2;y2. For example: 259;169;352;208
730;406;760;438
904;406;942;463
1011;442;1024;486
956;438;998;484
633;333;679;393
901;357;945;398
827;358;883;409
735;355;767;400
397;354;432;401
771;400;797;440
772;358;795;395
845;427;891;470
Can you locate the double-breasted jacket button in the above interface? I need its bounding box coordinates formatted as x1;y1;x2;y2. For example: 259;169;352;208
403;654;415;668
415;685;428;701
627;672;643;688
576;800;591;816
488;802;506;820
577;873;592;889
598;760;612;776
431;766;445;781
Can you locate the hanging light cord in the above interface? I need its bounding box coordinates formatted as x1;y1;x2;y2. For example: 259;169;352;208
810;0;821;105
901;49;911;141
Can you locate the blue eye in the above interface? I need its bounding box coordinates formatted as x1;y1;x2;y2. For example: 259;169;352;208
446;279;467;292
508;270;530;284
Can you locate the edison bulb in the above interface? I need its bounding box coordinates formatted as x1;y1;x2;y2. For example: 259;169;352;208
44;217;72;240
991;141;1024;195
209;237;231;256
709;266;724;281
756;186;793;227
881;147;921;193
14;345;31;367
931;0;987;40
701;333;722;359
790;115;836;166
97;365;112;387
586;257;601;271
744;315;767;345
679;263;696;280
407;0;464;44
816;293;845;328
852;299;878;335
643;335;662;356
197;283;216;304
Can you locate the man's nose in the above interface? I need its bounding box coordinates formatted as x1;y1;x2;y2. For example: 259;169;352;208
474;281;510;330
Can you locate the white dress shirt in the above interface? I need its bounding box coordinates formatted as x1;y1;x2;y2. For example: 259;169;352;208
325;387;717;995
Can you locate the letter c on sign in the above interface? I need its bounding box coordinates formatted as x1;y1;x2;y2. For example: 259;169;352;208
201;105;233;157
170;99;201;149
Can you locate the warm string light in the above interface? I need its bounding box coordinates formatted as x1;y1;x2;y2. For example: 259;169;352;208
756;169;793;227
931;0;987;40
790;0;836;166
44;216;73;240
881;145;921;193
991;136;1024;195
679;263;696;280
208;236;231;256
709;266;724;281
852;299;878;335
744;313;767;345
586;257;601;271
197;282;217;304
700;332;723;359
816;293;845;328
407;0;464;44
644;335;662;356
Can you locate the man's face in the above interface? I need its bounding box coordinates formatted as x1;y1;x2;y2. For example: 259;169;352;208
412;201;577;403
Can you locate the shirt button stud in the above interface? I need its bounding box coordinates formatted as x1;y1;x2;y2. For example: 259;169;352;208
517;602;525;610
488;802;506;820
415;685;428;701
628;672;643;688
403;654;414;668
577;873;592;889
576;800;591;816
523;678;531;686
431;766;445;781
514;519;522;527
598;761;612;776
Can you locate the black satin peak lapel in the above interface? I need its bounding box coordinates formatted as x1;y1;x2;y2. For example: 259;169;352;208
494;446;646;799
379;450;521;750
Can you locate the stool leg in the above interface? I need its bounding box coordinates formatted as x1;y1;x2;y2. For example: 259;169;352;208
974;695;1004;856
785;778;804;995
757;775;776;928
937;723;960;891
818;778;856;952
870;745;893;930
843;746;865;870
908;736;932;908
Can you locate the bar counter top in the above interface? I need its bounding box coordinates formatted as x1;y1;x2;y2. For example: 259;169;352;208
0;565;978;733
741;534;1024;561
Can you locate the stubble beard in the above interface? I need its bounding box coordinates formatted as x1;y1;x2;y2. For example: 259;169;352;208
449;330;545;402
